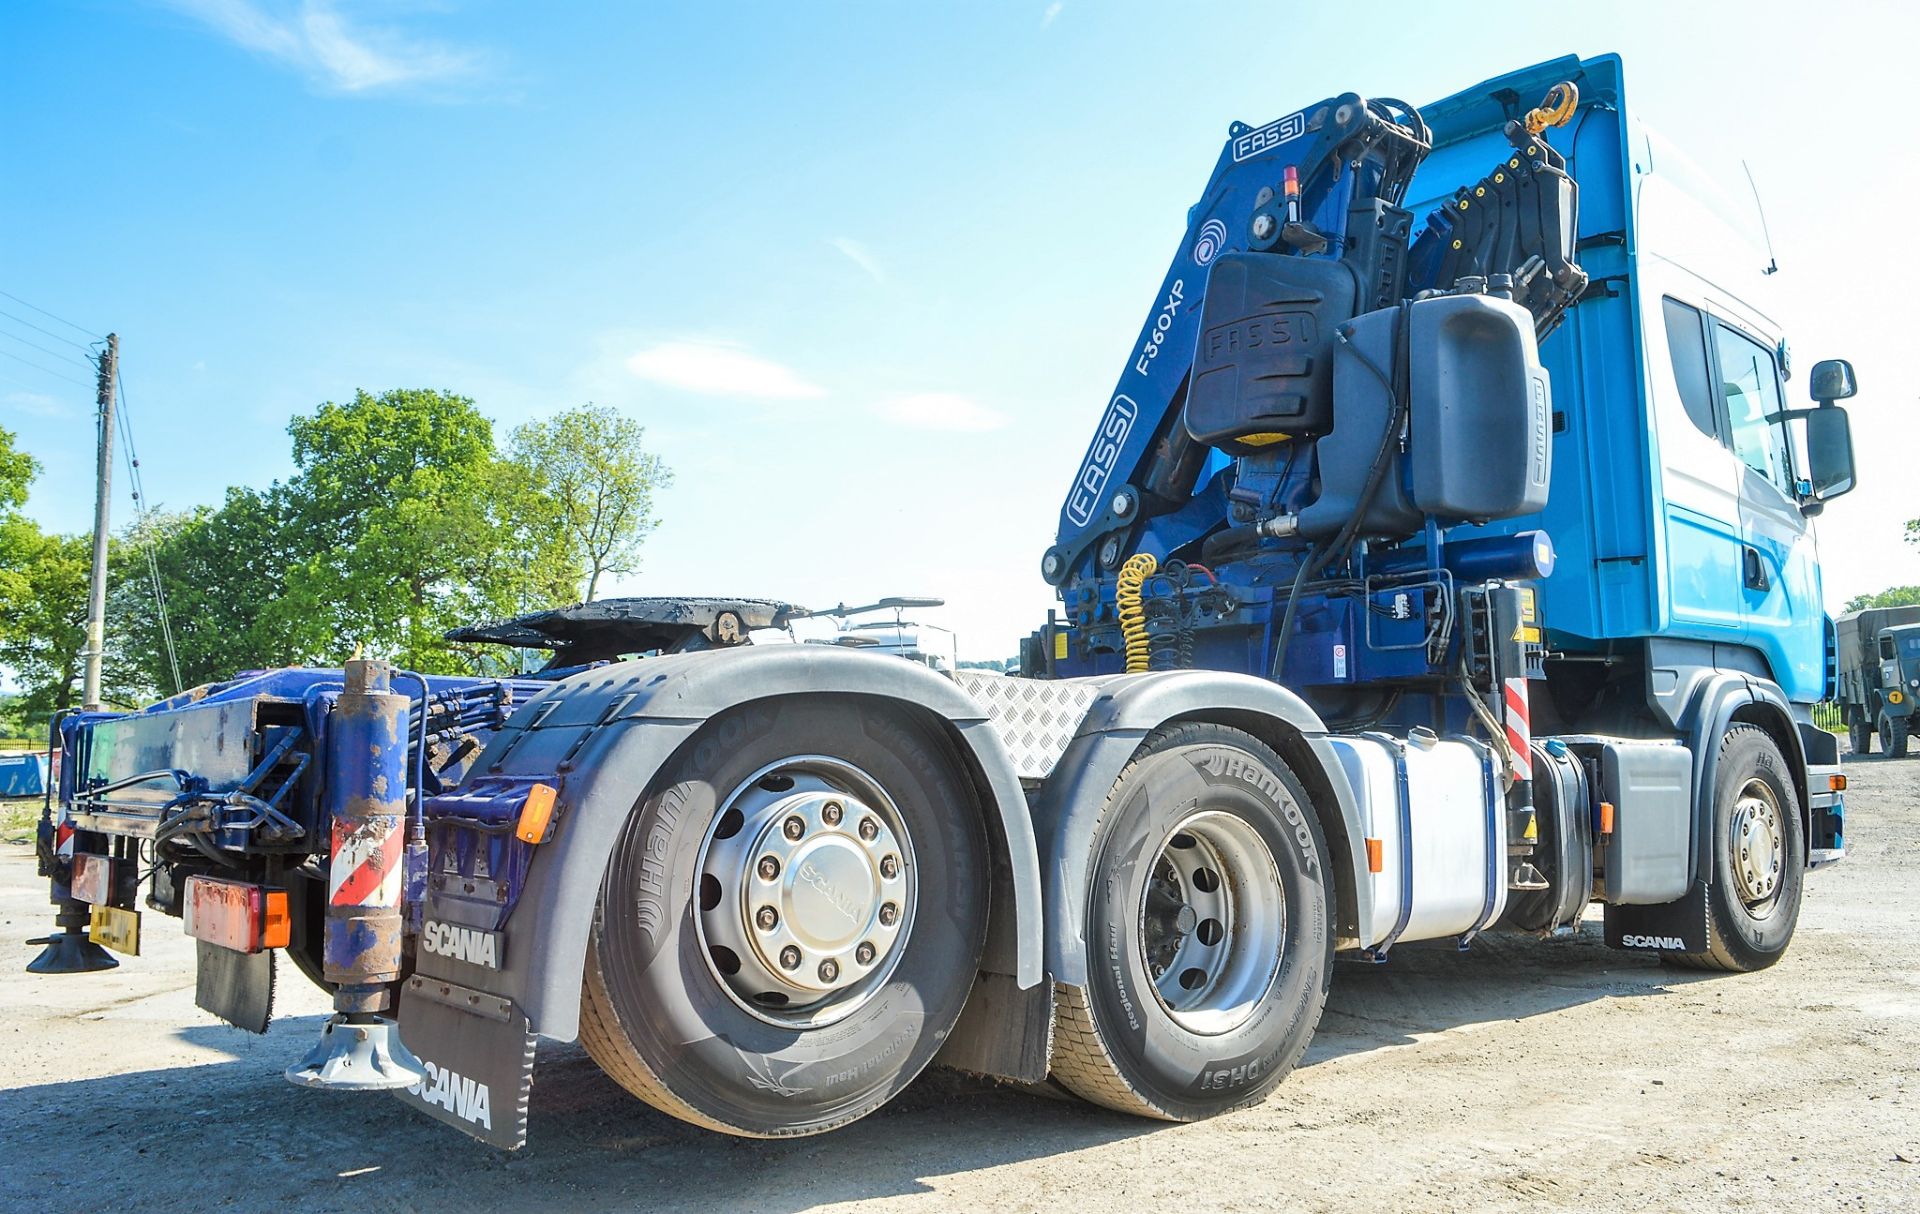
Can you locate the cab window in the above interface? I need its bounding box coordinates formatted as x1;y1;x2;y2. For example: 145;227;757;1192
1713;324;1793;494
1662;298;1718;439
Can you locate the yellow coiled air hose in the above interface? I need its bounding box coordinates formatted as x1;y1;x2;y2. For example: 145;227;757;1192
1116;553;1158;674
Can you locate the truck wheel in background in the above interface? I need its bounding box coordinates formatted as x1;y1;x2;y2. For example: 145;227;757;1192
1847;713;1872;757
1666;724;1804;973
1877;711;1909;758
580;696;988;1137
1051;722;1331;1120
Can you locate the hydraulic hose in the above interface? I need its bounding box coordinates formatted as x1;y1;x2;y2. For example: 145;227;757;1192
1116;553;1158;673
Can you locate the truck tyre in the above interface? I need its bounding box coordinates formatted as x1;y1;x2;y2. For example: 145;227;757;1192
580;695;988;1137
1878;711;1909;758
1051;722;1331;1120
1848;713;1872;756
1666;724;1804;973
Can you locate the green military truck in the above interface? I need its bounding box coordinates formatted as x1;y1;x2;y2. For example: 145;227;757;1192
1835;605;1920;756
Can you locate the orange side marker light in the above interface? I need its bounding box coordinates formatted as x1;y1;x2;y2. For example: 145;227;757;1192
1829;774;1847;792
1598;801;1616;836
1365;837;1384;874
515;783;560;844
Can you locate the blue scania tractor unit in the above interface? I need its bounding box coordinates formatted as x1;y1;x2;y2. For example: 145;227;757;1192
32;54;1856;1150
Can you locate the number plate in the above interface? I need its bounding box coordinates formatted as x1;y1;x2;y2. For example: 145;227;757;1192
89;905;141;956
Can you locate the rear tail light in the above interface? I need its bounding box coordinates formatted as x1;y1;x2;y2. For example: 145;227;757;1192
183;876;291;954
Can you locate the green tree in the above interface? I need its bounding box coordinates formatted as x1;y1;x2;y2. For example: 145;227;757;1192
1845;585;1920;612
508;404;671;601
278;389;580;672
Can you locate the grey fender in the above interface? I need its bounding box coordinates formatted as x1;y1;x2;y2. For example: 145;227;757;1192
1673;670;1809;883
469;645;1043;1041
1031;670;1372;989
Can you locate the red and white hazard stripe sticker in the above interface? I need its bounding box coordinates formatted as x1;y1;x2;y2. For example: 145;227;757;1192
1503;677;1532;780
329;818;403;907
55;812;75;858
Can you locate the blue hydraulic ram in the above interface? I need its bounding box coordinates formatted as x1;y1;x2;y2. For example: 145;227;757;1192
287;658;424;1089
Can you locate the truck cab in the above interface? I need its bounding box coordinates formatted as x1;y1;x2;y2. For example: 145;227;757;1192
1409;54;1859;734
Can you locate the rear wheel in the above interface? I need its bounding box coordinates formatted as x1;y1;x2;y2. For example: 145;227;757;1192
1666;724;1804;972
1050;722;1331;1120
1847;712;1872;757
581;696;987;1136
1879;711;1909;758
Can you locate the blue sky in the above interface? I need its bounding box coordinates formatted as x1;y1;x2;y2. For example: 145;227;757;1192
4;1;1917;658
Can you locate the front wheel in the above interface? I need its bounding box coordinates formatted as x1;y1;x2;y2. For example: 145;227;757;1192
1879;711;1909;758
1666;724;1805;972
1050;722;1331;1120
581;696;988;1136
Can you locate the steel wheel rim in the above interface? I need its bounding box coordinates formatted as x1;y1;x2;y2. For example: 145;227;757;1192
1137;809;1284;1036
694;755;917;1028
1730;777;1785;911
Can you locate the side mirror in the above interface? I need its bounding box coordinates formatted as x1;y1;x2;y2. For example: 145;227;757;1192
1809;358;1857;402
1805;405;1857;502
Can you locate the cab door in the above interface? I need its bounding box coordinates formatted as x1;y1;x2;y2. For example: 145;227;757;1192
1709;320;1825;702
1655;298;1747;638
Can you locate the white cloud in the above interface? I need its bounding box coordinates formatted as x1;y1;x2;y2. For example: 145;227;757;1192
165;0;481;94
624;340;826;400
1042;2;1064;27
875;392;1008;432
2;390;69;418
828;237;885;284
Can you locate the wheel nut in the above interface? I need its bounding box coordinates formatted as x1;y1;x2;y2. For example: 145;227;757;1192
879;855;899;880
879;902;899;927
779;945;801;970
859;818;879;841
822;800;844;826
755;906;779;931
784;815;806;841
757;856;781;881
855;941;876;965
818;959;840;983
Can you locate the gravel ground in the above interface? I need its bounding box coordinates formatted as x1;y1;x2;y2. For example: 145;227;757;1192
2;750;1915;1213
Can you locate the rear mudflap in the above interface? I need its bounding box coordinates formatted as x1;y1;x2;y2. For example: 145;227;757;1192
394;873;536;1149
395;975;535;1149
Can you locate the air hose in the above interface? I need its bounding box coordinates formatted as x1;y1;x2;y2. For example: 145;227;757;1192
1116;553;1158;673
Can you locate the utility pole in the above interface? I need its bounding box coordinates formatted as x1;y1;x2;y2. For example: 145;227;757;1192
82;333;117;711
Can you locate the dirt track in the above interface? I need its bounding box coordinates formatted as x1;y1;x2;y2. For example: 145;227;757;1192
3;750;1916;1213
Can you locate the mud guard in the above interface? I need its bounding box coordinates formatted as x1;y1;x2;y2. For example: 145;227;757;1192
1605;669;1807;954
450;645;1044;1043
1028;671;1371;990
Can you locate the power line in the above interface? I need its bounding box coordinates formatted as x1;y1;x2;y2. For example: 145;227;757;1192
0;306;95;352
0;324;95;368
114;363;184;696
0;346;90;387
0;288;101;340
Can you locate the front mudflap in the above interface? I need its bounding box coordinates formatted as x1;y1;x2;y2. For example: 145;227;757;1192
1603;880;1710;954
394;874;536;1149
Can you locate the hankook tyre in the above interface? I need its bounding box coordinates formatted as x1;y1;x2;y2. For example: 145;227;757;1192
1666;724;1805;972
1050;722;1331;1120
580;696;987;1136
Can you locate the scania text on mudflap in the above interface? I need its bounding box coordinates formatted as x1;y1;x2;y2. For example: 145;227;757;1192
31;55;1854;1149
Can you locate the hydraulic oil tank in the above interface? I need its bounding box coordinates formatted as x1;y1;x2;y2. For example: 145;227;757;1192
1184;252;1361;454
1407;292;1552;521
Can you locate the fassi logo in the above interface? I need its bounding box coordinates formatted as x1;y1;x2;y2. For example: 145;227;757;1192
1066;395;1138;527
